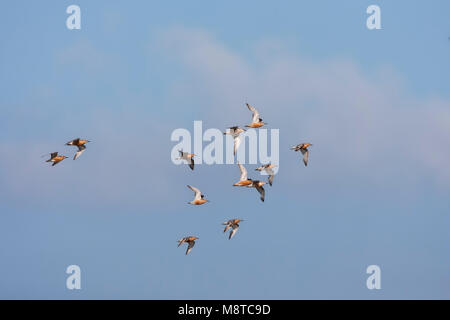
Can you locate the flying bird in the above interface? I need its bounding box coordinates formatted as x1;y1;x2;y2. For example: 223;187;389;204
223;219;244;240
291;143;312;166
248;180;266;202
255;163;277;186
45;152;68;166
66;138;90;160
177;236;199;255
224;126;245;136
233;162;253;186
224;126;246;155
245;103;267;128
187;185;209;205
176;150;195;170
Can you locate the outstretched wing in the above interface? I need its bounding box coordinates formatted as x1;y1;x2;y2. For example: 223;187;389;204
229;224;239;240
186;240;196;255
291;144;301;151
73;149;85;160
50;152;58;159
246;103;260;123
187;185;202;200
256;186;265;202
73;145;86;160
188;158;194;170
67;138;80;145
223;223;231;233
233;135;242;156
302;150;309;166
177;238;186;247
238;162;248;181
225;126;239;136
268;174;274;186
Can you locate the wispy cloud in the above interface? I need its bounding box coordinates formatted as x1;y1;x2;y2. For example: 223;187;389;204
1;26;449;211
156;26;450;189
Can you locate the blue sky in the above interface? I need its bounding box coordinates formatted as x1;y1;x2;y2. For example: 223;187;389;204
0;1;449;299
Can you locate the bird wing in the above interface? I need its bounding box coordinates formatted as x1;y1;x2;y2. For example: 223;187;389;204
77;144;86;151
229;126;238;134
186;240;195;255
50;152;58;159
177;238;186;247
68;138;80;145
256;185;265;202
188;158;194;170
187;185;202;200
246;103;260;123
302;150;309;166
229;225;239;240
223;224;231;233
73;149;85;160
233;135;242;156
238;162;248;181
224;127;236;136
265;167;275;186
268;174;274;186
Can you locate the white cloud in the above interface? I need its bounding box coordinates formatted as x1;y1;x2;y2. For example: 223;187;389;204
1;26;449;210
156;26;450;189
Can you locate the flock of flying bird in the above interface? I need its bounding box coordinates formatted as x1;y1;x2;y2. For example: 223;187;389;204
44;138;91;165
176;103;313;255
42;104;312;256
